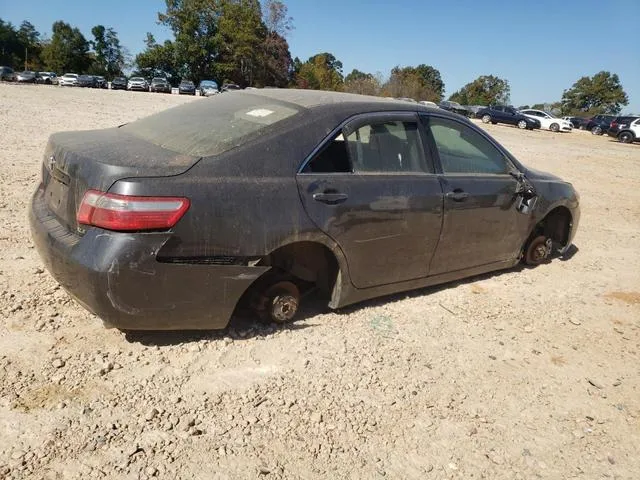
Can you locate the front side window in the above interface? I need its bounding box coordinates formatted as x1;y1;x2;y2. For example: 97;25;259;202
427;117;509;175
346;121;427;173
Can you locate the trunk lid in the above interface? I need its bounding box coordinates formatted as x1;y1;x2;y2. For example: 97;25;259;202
41;128;199;231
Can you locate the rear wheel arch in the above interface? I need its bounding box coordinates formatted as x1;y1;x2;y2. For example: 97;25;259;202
258;241;343;302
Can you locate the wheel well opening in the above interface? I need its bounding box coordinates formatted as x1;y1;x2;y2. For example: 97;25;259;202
533;206;573;246
260;241;340;298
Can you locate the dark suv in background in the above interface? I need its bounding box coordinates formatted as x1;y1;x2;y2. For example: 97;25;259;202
583;114;615;135
111;77;127;90
607;116;640;142
150;77;172;93
476;105;541;130
438;100;471;117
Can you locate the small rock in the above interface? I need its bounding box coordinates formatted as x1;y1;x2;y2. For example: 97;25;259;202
145;467;158;476
52;358;65;369
523;325;533;333
34;268;45;274
569;319;581;326
258;466;271;475
145;408;159;421
607;455;615;465
310;412;323;424
180;416;195;431
218;446;226;457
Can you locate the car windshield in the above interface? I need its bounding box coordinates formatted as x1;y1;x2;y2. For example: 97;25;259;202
130;77;144;82
121;93;299;157
200;81;217;88
181;81;194;86
152;78;165;83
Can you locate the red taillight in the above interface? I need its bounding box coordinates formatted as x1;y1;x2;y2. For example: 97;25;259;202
77;190;190;231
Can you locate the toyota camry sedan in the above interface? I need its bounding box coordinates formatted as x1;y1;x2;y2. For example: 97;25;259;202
30;89;580;330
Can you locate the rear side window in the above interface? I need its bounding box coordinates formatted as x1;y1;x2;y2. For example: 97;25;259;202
121;94;299;157
427;117;509;174
346;121;427;173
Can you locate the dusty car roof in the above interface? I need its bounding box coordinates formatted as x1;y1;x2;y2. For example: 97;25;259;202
241;88;434;111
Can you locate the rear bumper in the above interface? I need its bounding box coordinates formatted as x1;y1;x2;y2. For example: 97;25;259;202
29;186;268;330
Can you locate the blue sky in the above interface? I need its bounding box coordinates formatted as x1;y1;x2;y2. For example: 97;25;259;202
3;0;639;112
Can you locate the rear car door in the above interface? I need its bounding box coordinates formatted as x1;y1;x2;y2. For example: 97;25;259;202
297;112;444;289
422;114;529;275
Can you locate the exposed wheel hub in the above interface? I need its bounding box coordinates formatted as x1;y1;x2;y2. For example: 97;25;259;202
271;294;298;323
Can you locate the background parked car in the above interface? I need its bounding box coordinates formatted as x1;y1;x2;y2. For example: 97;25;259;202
583;114;616;135
150;77;172;93
607;116;640;143
77;75;96;88
562;116;586;129
438;100;471;117
111;76;127;90
198;80;219;96
128;77;149;91
520;109;572;132
38;72;58;85
178;79;196;95
59;73;79;87
16;71;39;83
465;105;487;118
477;105;541;130
93;76;107;89
220;83;241;92
0;66;17;81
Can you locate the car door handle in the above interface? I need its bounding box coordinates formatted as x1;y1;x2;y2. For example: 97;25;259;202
445;190;469;202
313;192;348;204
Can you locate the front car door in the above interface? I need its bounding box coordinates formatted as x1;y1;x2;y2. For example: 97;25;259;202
421;114;530;275
297;112;444;289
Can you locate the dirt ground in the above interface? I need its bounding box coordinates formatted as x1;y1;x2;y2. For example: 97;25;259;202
1;83;639;480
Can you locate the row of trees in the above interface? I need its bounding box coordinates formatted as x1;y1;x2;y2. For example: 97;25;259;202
0;18;127;79
1;0;630;114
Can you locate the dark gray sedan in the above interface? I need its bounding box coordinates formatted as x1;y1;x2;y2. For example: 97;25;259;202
30;90;580;330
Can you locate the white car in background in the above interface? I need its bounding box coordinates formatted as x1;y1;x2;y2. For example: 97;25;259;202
59;73;79;87
519;109;572;133
128;77;149;91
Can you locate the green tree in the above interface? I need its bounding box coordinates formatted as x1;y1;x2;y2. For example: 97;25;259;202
0;19;43;70
381;65;443;102
215;0;266;86
561;71;628;115
41;21;91;73
134;33;179;82
90;26;125;79
343;69;380;96
413;64;445;101
449;75;510;105
156;0;221;82
295;52;343;90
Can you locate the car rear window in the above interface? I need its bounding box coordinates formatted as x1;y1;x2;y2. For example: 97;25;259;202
120;93;300;157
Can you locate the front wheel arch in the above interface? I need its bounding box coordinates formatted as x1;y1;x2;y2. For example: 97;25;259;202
522;206;573;262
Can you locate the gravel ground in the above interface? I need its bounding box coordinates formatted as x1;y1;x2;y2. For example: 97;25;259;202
1;83;639;479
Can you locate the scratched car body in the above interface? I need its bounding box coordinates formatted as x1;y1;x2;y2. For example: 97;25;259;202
29;89;580;330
